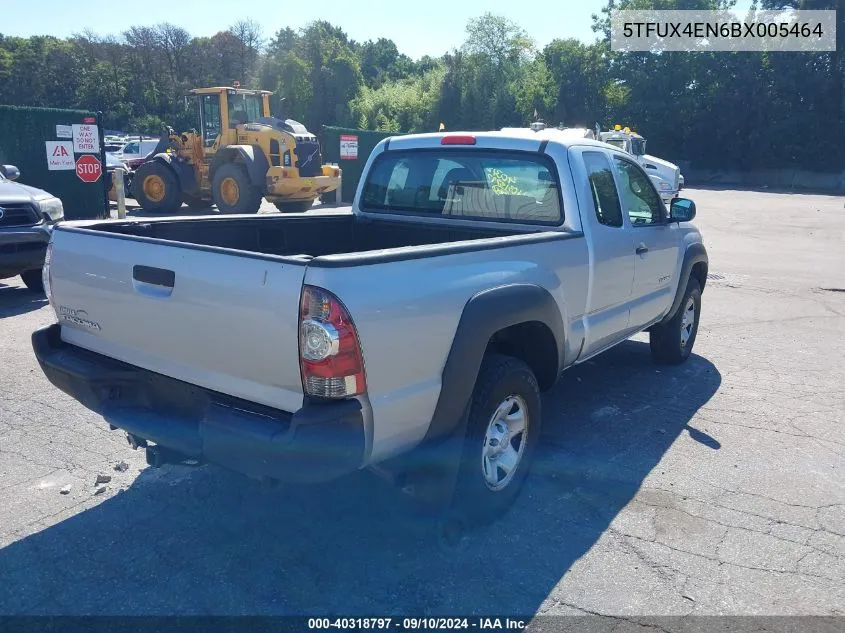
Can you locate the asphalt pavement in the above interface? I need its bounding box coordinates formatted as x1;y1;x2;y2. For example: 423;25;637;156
0;187;842;617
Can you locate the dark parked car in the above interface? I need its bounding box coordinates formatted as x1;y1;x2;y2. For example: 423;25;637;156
0;164;64;292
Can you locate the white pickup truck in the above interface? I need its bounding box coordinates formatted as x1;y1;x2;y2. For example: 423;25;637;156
33;128;708;524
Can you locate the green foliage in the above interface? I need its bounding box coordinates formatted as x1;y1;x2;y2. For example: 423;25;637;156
1;3;843;171
351;65;446;132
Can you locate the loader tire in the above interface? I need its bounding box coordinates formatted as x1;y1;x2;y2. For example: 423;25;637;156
212;163;262;214
132;161;182;213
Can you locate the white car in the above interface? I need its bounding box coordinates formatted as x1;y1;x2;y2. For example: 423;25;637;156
114;139;160;165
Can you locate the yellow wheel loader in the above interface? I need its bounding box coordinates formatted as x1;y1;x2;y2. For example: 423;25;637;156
131;86;340;214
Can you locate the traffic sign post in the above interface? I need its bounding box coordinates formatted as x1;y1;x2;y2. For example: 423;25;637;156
75;154;102;183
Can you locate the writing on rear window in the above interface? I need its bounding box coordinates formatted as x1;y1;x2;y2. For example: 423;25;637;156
361;150;562;225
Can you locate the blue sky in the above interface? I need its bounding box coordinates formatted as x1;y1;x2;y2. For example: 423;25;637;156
3;0;611;59
2;0;756;59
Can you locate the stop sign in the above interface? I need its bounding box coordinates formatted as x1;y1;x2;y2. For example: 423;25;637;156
75;154;102;183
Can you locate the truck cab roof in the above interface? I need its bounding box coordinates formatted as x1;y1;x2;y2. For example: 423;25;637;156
380;129;614;153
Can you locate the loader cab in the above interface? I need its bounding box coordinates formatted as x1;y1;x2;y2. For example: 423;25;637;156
188;87;273;149
227;92;264;127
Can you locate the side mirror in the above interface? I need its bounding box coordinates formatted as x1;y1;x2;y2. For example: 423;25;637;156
670;198;696;222
1;164;20;181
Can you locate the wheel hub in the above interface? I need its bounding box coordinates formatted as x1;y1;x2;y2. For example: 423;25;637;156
481;395;529;491
142;175;166;203
220;177;240;206
680;297;696;347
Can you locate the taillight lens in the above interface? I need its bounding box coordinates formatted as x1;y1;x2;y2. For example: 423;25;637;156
299;285;366;399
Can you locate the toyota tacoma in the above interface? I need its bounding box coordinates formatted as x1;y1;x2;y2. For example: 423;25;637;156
32;129;707;523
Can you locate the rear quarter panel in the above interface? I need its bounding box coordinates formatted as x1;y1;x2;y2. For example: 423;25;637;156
305;236;589;463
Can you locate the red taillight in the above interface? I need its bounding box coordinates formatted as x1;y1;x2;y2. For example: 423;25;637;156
441;135;476;145
299;285;366;399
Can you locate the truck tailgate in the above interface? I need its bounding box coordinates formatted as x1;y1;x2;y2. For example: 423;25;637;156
48;228;306;413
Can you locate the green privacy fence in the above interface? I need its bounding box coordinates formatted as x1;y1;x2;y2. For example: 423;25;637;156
0;106;107;220
321;126;395;203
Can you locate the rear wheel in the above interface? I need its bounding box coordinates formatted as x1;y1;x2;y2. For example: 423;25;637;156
20;269;44;293
212;163;262;214
449;354;542;526
132;161;181;213
274;199;314;213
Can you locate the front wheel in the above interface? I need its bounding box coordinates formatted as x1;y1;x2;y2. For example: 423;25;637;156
650;277;702;364
450;354;542;525
131;161;182;213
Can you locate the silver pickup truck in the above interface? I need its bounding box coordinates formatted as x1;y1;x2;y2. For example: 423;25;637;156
32;128;708;523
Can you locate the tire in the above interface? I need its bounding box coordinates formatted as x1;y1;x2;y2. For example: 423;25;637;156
20;268;44;293
450;354;542;525
212;163;262;214
182;193;213;209
274;199;314;213
650;277;702;365
131;161;182;213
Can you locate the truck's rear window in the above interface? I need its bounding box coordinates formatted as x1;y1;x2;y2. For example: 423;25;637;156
360;150;562;225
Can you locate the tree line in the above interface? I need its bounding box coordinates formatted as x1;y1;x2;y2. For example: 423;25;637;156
1;0;843;172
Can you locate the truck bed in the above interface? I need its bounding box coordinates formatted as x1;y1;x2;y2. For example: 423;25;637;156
83;213;528;261
48;213;570;415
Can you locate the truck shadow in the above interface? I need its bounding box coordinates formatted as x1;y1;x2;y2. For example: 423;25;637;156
0;282;47;318
0;339;720;615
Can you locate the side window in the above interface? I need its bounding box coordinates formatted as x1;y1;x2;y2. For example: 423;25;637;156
613;157;664;226
583;152;623;227
201;95;221;147
123;142;138;154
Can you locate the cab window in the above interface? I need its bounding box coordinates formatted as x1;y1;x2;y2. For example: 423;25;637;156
613;157;664;226
583;152;623;227
361;150;562;225
201;94;221;146
228;94;263;127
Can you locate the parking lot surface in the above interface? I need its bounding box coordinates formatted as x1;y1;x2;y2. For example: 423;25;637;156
1;187;843;616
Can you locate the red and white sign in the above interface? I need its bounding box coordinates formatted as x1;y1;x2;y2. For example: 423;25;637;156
340;134;358;160
75;154;102;183
45;141;75;171
72;123;100;153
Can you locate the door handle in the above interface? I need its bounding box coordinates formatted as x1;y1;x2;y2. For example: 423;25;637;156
132;265;175;298
635;243;649;255
133;265;175;288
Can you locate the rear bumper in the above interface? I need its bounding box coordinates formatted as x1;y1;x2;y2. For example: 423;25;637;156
32;324;366;483
0;225;50;278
